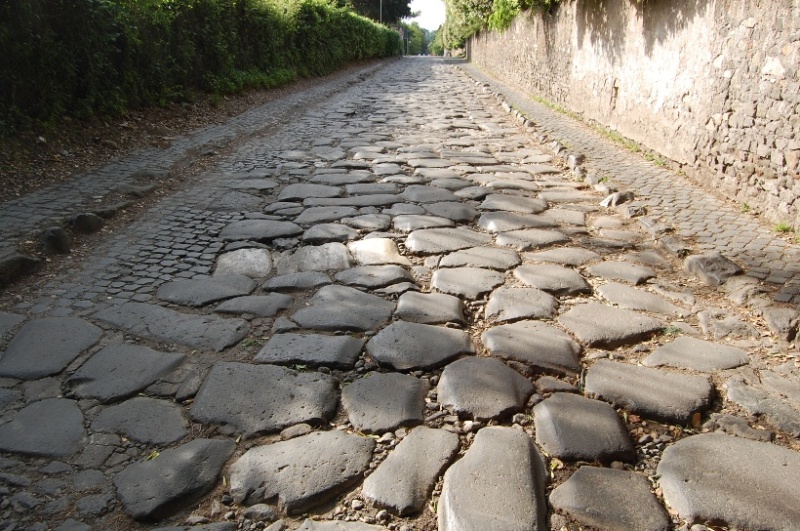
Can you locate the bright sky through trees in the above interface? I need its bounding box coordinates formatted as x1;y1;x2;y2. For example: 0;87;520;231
406;0;446;30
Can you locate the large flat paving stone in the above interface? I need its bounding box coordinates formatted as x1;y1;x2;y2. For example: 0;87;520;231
486;179;541;193
401;185;460;203
0;398;85;457
335;265;413;289
297;521;385;531
485;286;558;323
395;291;465;325
254;333;364;369
330;160;371;170
540;189;596;203
597;282;687;317
525;247;600;266
478;212;556;232
274;243;353;274
657;433;800;531
65;344;185;402
392;213;455;233
439;246;521;270
362;427;459;516
405;227;492;255
438;426;547;531
0;389;20;411
341;372;427;433
438;357;533;420
220;220;303;241
305;194;401;208
482;320;581;374
586;261;656;285
347;238;411;266
684;251;743;287
698;307;759;340
431;267;505;299
190;362;337;437
585;359;714;424
303;223;360;244
214;294;294;317
534;393;634;462
549;467;669;531
291;285;394;331
263;271;331;292
414;167;460;179
724;371;800;436
480;194;548;214
346;183;399;195
644;336;749;372
496;228;570;251
523;164;561;176
114;438;234;521
761;306;800;341
366;321;474;371
558;302;663;348
229;431;374;513
342;213;391;231
310;171;371;185
455;185;491;200
157;277;252;307
543;208;587;226
0;317;102;380
295;206;360;226
449;155;498;165
278;183;342;201
597;229;644;244
392;215;454;233
94;302;249;352
422;202;479;223
215;248;272;278
0;312;23;336
621;250;672;268
93;397;188;445
513;264;590;296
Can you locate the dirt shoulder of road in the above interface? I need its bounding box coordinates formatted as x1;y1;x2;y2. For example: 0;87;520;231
0;59;386;204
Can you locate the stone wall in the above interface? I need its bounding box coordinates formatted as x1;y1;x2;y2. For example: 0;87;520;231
469;0;800;228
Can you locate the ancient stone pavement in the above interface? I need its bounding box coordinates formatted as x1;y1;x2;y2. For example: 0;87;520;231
460;64;800;305
0;57;799;531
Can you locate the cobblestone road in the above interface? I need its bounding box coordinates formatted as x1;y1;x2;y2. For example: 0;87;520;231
0;58;798;531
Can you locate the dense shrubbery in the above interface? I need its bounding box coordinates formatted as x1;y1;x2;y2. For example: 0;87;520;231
0;0;401;134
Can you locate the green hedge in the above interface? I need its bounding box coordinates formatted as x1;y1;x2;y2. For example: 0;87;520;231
0;0;401;134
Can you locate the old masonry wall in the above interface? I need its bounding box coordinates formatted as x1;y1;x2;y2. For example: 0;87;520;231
468;0;800;228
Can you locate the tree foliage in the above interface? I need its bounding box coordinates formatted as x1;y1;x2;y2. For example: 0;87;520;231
347;0;412;24
429;28;445;56
0;0;401;134
440;0;560;49
398;21;429;55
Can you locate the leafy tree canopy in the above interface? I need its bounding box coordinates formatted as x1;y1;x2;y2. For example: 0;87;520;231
398;21;435;54
440;0;560;49
347;0;412;24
